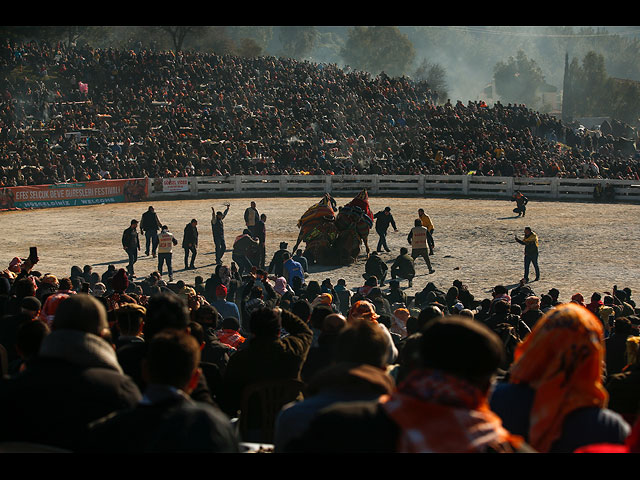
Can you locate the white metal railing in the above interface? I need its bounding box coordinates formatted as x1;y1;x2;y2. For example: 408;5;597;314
148;175;640;202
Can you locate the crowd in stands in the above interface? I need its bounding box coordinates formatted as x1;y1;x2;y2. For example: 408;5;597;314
1;248;640;453
1;41;640;188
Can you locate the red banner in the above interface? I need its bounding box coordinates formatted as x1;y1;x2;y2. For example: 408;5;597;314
0;178;148;210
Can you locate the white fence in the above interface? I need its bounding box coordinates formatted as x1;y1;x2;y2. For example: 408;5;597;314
148;175;640;203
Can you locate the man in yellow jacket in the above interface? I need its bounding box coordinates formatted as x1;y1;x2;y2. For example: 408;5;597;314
418;208;435;255
514;227;540;283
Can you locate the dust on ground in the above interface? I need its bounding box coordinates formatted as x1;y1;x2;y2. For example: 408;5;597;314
2;196;639;303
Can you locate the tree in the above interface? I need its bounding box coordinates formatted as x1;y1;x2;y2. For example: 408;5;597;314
493;50;546;107
156;26;210;53
278;26;318;59
414;59;448;101
340;26;415;78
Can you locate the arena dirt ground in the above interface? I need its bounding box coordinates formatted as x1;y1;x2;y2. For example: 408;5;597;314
2;196;639;304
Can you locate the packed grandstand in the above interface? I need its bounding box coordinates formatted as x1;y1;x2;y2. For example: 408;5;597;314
1;41;639;190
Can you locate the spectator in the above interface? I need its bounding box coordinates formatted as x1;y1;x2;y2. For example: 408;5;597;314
490;303;631;453
276;318;394;451
219;307;313;426
85;330;239;453
287;316;530;453
0;294;142;450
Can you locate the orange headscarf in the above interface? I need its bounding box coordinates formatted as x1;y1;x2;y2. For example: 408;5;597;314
509;302;607;452
347;300;379;323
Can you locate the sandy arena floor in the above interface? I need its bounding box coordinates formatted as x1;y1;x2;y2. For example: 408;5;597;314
2;196;639;303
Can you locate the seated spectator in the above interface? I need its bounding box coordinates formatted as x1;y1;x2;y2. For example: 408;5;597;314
216;317;246;350
210;284;240;321
116;292;215;406
490;303;631;453
276;318;395;451
85;330;239;453
219;307;313;428
293;249;309;273
287;316;531;452
112;303;146;350
0;294;142;451
301;313;347;383
8;319;50;376
606;317;634;376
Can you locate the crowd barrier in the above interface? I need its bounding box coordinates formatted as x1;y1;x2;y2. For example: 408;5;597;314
150;175;640;203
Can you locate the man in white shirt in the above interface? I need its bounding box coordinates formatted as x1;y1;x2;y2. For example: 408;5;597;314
158;225;178;282
407;219;435;274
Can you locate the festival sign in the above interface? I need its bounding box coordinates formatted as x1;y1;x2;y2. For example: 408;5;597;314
162;177;190;192
0;178;148;210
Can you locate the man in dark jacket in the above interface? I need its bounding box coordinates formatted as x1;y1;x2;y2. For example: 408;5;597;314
117;292;217;407
373;207;398;253
140;206;161;257
363;251;388;286
219;307;313;421
390;247;415;287
211;204;230;265
85;330;239;453
122;219;140;277
182;218;199;270
0;294;142;451
269;242;290;277
276;318;395;451
606;317;634;376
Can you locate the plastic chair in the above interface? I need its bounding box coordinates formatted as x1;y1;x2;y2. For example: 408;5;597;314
238;378;304;444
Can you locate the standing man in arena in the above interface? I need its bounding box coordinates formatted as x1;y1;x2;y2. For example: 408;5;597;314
158;225;178;282
515;226;540;283
373;206;398;253
407;219;435;274
140;206;162;258
255;213;268;268
212;203;230;265
244;201;260;237
182;218;199;270
122;219;140;278
418;208;435;255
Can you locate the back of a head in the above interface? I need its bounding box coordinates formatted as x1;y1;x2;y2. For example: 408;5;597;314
221;317;240;331
310;304;333;330
144;292;190;340
333;318;390;369
114;302;146;336
418;305;443;327
188;321;205;345
52;293;109;336
16;319;50;358
249;307;281;339
146;330;200;390
291;299;311;322
420;316;504;389
614;317;633;337
494;300;510;315
322;313;346;335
